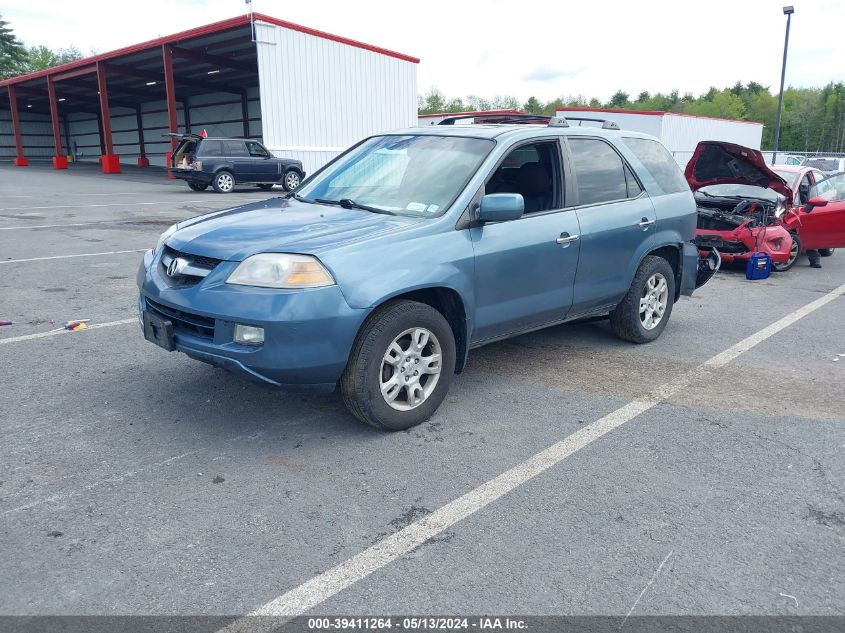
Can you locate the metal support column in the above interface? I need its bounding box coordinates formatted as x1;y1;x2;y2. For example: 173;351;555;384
96;61;120;173
47;77;68;169
163;44;178;178
136;106;149;167
241;90;250;138
7;85;28;166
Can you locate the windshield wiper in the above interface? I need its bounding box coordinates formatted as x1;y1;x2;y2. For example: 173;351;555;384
287;192;314;203
315;198;396;215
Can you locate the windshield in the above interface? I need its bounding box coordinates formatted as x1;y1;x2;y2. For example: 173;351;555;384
773;170;800;190
698;184;779;201
297;135;494;217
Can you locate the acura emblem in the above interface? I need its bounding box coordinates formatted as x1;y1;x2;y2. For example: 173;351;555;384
167;257;189;277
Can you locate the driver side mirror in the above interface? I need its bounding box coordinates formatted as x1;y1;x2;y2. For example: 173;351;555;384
804;196;828;212
478;193;524;223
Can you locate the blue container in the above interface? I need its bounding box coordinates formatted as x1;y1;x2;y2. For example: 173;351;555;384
746;251;772;280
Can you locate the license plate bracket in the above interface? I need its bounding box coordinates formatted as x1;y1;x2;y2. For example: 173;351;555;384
143;310;176;351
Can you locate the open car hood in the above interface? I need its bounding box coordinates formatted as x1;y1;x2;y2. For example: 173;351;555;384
684;141;793;201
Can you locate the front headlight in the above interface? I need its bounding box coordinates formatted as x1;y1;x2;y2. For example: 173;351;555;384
226;253;335;289
155;224;178;255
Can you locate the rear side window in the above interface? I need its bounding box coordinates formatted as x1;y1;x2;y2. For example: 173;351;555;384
223;140;248;157
622;137;688;194
198;140;223;157
568;138;628;205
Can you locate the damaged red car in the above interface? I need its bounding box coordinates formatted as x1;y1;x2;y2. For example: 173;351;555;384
685;141;795;270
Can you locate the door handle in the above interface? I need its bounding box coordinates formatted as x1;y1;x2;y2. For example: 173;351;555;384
638;217;656;228
556;233;580;245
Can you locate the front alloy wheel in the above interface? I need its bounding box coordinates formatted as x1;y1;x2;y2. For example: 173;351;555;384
380;327;442;411
283;170;301;191
773;233;800;272
341;300;456;431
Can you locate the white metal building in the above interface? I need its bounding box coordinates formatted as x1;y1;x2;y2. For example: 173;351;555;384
1;13;418;176
556;108;764;168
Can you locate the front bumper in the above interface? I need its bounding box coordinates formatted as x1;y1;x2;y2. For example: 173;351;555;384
137;249;369;391
695;225;792;264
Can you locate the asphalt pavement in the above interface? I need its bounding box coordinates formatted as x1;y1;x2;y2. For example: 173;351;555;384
1;163;843;622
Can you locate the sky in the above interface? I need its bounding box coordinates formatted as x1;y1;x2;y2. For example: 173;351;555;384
3;0;843;103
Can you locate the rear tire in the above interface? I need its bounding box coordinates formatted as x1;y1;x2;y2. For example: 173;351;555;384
772;233;800;272
212;170;235;193
282;170;301;192
819;248;835;257
610;256;675;344
187;182;208;192
340;300;456;431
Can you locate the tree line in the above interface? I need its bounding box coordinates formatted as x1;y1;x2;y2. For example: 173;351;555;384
419;82;845;154
1;13;89;79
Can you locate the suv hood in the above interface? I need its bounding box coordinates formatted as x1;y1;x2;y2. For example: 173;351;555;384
166;198;420;261
684;141;793;201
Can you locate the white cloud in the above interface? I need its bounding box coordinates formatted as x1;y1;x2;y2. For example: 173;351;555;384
3;0;842;103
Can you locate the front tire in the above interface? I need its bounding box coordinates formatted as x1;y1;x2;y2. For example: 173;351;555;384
772;233;800;272
610;255;675;344
212;170;235;193
187;181;208;192
341;300;456;431
282;170;301;192
819;248;835;257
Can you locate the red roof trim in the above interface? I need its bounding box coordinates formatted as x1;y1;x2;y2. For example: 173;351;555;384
0;12;418;88
555;106;763;126
418;109;523;118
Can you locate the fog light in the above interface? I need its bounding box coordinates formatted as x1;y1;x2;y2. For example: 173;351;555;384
234;324;264;345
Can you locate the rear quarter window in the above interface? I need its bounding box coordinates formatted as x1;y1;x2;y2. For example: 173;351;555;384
622;137;689;194
223;141;249;157
198;140;223;157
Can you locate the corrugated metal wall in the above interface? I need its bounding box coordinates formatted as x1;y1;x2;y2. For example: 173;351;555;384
0;109;54;160
64;87;262;167
661;114;763;168
555;110;664;138
255;19;417;174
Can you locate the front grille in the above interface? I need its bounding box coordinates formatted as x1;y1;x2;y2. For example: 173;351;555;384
160;246;222;287
165;246;222;270
145;297;215;340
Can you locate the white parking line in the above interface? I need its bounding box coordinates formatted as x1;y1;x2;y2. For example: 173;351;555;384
0;250;145;264
0;318;136;345
221;281;845;628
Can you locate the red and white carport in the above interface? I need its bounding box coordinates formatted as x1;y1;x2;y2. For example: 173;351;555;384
0;13;418;176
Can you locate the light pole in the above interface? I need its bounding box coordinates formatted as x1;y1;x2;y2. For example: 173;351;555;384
772;5;794;165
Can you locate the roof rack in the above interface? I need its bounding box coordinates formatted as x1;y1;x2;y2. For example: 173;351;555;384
435;112;620;130
563;116;620;130
437;113;552;125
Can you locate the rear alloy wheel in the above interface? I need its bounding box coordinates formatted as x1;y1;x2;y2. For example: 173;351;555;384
257;183;275;191
282;170;301;192
341;300;456;431
772;233;800;272
212;170;235;193
819;248;835;257
187;182;208;192
610;255;675;344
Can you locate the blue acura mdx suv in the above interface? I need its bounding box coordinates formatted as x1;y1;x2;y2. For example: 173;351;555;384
139;116;715;430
